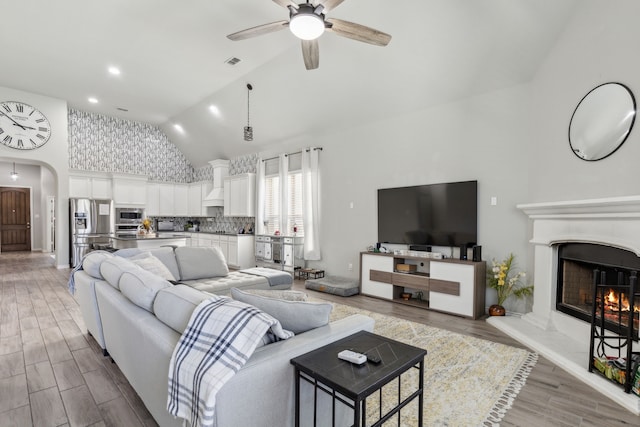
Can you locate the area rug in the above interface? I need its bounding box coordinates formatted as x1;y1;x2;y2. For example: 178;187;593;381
325;301;538;426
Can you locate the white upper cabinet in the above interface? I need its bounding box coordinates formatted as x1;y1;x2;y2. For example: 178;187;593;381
146;183;160;216
112;174;148;206
223;173;255;217
187;181;213;217
69;172;113;199
158;183;174;216
173;183;189;216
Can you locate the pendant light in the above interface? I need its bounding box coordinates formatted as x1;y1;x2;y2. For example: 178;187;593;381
10;162;18;181
244;83;253;141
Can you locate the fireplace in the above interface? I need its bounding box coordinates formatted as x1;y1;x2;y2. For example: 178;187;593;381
487;195;640;414
557;242;640;336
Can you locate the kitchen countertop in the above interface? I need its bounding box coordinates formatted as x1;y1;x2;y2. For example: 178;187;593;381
111;234;190;240
180;231;255;236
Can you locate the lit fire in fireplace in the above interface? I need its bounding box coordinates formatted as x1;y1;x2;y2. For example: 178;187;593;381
603;290;637;312
598;289;640;330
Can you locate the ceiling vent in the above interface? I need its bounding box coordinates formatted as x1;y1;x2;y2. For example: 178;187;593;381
225;57;241;65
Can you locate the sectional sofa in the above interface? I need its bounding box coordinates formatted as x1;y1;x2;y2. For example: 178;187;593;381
71;247;375;426
73;245;294;353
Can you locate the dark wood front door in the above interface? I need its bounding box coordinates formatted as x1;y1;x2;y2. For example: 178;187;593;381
0;187;31;252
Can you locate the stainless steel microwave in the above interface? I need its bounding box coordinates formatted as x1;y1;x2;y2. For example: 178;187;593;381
115;208;144;223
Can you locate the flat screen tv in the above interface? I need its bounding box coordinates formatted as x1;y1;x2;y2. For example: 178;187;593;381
377;180;477;247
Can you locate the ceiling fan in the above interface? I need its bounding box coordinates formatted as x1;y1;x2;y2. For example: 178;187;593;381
227;0;392;70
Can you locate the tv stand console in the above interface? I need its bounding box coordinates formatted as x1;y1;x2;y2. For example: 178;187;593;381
359;252;486;319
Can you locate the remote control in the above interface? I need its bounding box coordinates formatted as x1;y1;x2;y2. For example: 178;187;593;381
338;350;367;365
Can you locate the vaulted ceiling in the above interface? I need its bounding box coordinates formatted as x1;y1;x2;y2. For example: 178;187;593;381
0;0;580;168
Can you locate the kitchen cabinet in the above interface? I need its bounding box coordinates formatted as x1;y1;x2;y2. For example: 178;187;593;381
187;233;254;269
187;181;213;216
112;174;147;206
223;173;255;217
146;183;160;216
69;172;112;199
158;183;174;216
173;184;188;216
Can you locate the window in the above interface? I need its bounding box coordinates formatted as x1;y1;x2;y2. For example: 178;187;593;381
263;155;304;236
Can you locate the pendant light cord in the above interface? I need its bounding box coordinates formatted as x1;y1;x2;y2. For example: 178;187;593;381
246;83;252;127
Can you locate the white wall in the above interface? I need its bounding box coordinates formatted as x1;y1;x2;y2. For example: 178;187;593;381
269;84;533;308
529;0;640;202
0;86;70;267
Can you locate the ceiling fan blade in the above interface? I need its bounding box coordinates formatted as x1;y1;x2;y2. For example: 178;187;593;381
301;39;319;70
326;18;391;46
272;0;298;9
227;20;289;41
317;0;346;13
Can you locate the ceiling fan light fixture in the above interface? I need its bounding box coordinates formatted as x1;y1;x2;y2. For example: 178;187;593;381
290;11;325;40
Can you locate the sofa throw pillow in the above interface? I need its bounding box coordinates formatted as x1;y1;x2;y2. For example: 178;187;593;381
120;268;172;312
154;285;211;333
81;251;114;279
174;246;229;281
130;252;176;281
99;256;140;290
230;287;333;334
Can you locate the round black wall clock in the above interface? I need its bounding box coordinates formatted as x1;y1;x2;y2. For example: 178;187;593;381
0;101;52;150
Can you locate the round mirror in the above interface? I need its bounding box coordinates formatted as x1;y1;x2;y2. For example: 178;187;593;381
569;82;636;161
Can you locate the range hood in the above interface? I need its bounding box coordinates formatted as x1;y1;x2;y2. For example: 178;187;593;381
203;159;230;207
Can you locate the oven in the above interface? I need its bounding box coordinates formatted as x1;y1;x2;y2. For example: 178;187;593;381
115;208;144;236
116;207;144;223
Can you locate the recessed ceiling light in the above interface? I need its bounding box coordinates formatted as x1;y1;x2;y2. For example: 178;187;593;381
88;97;99;104
174;124;185;133
108;66;121;76
209;105;221;117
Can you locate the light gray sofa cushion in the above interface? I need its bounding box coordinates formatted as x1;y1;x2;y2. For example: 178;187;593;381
82;251;114;279
231;287;333;334
100;256;140;290
119;268;172;312
175;246;229;280
154;285;276;347
130;252;176;281
241;289;308;301
154;285;211;333
116;247;181;280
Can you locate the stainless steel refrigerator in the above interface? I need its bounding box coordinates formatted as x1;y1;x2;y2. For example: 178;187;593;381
69;198;114;267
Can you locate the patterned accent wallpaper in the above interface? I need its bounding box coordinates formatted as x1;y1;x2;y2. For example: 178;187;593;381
68;109;257;225
68;109;193;183
192;153;258;182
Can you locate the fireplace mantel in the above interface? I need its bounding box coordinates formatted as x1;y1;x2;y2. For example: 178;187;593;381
488;195;640;414
517;195;640;257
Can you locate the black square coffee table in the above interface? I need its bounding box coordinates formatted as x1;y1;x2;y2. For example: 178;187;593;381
290;330;427;427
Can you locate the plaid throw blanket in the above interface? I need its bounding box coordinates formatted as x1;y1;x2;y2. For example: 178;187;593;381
167;295;294;427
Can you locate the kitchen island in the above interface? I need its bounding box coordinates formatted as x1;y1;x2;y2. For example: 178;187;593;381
110;233;190;250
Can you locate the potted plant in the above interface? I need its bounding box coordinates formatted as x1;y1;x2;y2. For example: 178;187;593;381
488;253;533;316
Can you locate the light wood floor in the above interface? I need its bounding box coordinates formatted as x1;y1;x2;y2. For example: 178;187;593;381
1;252;639;426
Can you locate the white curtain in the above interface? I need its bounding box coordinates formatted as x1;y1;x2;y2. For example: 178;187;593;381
255;158;266;235
278;154;289;235
302;148;321;260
